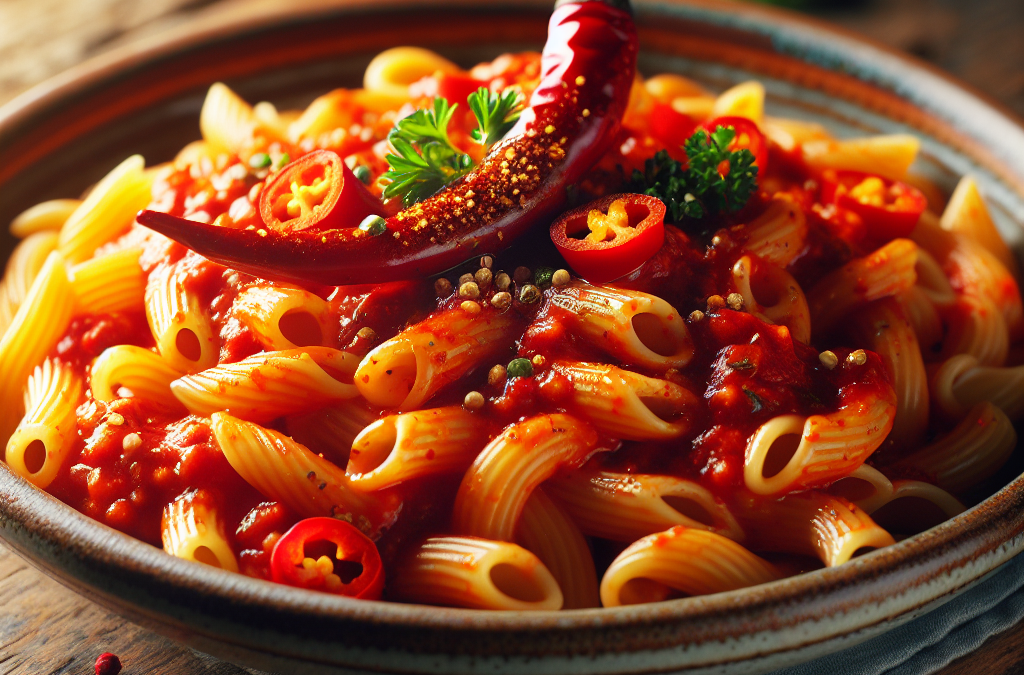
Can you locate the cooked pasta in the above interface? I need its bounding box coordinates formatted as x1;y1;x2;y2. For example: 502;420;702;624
2;27;1021;612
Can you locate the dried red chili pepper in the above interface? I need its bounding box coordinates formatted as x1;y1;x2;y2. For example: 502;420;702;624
550;193;666;282
137;0;637;286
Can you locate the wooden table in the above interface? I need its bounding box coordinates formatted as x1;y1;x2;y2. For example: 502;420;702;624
1;0;1023;673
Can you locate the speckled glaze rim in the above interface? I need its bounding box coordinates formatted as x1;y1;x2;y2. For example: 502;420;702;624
1;1;1022;673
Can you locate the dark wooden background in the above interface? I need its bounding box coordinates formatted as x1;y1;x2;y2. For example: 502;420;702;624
1;0;1023;673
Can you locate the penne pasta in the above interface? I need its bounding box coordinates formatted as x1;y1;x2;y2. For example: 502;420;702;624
162;489;240;572
70;247;146;315
200;83;280;157
887;402;1016;495
867;480;965;538
211;412;396;537
355;303;520;410
711;81;765;125
172;347;359;422
452;414;600;541
550;282;693;369
363;47;461;103
89;345;185;410
731;255;811;344
0;230;59;337
145;263;220;373
0;252;76;442
740;195;808;268
546;469;744;542
948;360;1024;422
389;536;563;611
940;176;1018;276
347;406;491;491
58;155;152;264
516;487;600;609
9;198;81;238
802;134;920;179
5;359;84;488
550;360;699;440
600;527;780;607
825;463;895;514
285;400;380;468
231;284;332;350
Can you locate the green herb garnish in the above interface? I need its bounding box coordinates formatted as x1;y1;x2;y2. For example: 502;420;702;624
630;125;758;222
467;87;523;149
380;88;523;207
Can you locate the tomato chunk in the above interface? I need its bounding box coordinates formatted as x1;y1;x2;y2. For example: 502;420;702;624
821;169;927;242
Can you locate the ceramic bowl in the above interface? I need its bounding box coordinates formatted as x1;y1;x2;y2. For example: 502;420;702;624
1;1;1022;673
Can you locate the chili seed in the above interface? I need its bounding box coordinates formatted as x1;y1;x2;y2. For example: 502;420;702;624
356;326;377;341
491;291;512;310
480;255;494;269
531;354;546;368
358;215;387;236
726;293;745;311
551;269;571;287
519;284;541;304
475;267;493;288
248;153;272;170
461;300;481;315
459;273;475;286
488;364;507;385
514;266;532;284
434;278;453;297
352;165;372;184
108;413;125;426
122;433;142;452
494;272;512;291
507;358;534;379
534;267;555;288
459;281;480;299
819;350;839;370
847;349;868;366
463;391;485;410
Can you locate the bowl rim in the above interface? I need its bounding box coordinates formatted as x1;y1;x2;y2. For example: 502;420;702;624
1;0;1023;663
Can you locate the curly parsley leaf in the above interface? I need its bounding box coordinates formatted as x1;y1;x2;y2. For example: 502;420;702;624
381;97;474;207
468;87;523;149
629;124;759;222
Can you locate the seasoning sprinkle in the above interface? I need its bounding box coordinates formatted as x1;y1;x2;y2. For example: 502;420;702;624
494;272;512;291
551;269;571;287
108;413;125;426
847;349;868;366
726;292;745;311
531;354;547;368
122;433;142;452
706;295;726;311
488;364;507;385
475;267;493;288
463;391;485;410
819;350;839;370
688;309;706;323
356;326;377;341
458;281;481;299
491;291;512;310
461;300;481;315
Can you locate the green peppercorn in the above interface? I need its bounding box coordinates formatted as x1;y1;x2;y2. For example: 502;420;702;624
533;266;555;288
249;153;272;170
352;164;372;184
506;358;534;379
358;215;387;236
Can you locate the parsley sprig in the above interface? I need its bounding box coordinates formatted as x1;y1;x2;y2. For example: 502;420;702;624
630;125;758;222
381;87;524;207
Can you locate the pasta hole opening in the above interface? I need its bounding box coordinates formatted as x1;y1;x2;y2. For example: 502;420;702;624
619;578;682;606
320;363;355;386
871;497;947;535
489;563;546;603
750;271;783;308
280;310;323;347
827;477;876;503
193;545;223;568
350;419;398;474
175;328;203;362
661;496;715;526
378;350;419;404
762;434;800;479
631;313;679;357
23;440;46;474
639;394;684;422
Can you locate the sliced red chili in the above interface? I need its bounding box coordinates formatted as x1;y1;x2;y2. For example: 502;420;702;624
270;517;384;599
259;149;385;233
820;169;927;242
649;101;698;149
550;193;666;283
701;115;768;173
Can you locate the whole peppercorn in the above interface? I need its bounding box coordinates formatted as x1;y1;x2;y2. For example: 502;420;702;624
458;281;481;299
519;284;541;304
551;269;571;287
513;266;532;284
490;291;512;310
819;350;839;370
847;349;868;366
434;278;453;297
479;255;494;269
460;300;482;315
488;364;507;385
494;272;512;291
726;292;745;311
95;653;122;675
507;358;534;379
706;294;726;311
463;391;485;410
459;272;475;287
475;267;493;288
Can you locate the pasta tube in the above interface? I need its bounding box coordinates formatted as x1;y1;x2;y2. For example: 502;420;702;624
162;489;240;572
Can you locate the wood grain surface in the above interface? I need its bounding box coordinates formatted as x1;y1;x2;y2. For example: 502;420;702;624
1;1;1023;674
